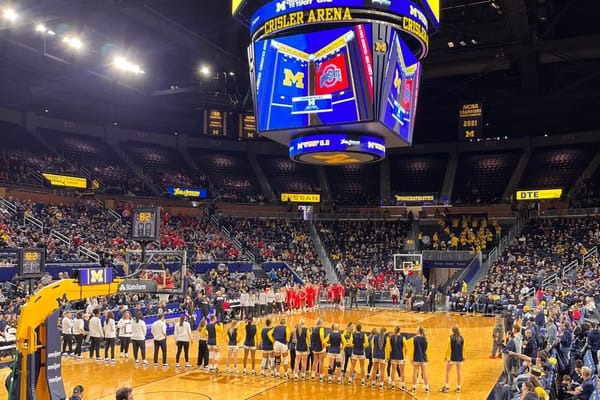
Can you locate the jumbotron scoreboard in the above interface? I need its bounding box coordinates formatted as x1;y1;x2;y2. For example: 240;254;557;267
234;0;439;165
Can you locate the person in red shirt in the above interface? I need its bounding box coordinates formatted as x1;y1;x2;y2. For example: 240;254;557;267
306;285;315;310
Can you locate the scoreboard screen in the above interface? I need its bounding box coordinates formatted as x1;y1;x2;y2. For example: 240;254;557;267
131;207;160;241
380;32;421;143
18;248;45;277
204;110;227;137
239;113;258;139
254;24;374;132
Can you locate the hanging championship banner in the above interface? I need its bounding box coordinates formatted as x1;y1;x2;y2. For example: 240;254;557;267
458;102;483;140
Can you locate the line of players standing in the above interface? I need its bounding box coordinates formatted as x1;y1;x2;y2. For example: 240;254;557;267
60;307;465;394
237;284;348;318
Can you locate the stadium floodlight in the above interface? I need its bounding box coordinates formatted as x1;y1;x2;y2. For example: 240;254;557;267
112;56;145;74
62;36;83;50
3;8;18;22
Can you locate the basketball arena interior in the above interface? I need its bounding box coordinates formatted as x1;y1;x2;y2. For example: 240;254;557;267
0;1;599;399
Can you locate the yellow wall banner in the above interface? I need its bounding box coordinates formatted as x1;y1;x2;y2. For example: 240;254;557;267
281;193;321;203
516;188;562;200
42;173;87;189
395;194;436;202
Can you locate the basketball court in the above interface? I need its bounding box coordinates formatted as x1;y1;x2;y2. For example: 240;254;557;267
1;309;502;399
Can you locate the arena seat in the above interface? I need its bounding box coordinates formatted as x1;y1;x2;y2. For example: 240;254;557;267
190;150;262;203
518;144;598;192
389;153;448;195
452;151;521;204
258;155;320;196
326;163;380;206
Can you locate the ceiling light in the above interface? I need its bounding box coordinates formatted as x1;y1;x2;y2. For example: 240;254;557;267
447;41;455;48
200;65;211;76
471;38;479;45
3;8;18;22
113;56;145;74
459;40;467;47
490;1;500;10
62;36;83;50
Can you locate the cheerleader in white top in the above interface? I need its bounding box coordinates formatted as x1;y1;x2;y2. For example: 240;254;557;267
174;315;193;368
104;311;117;363
117;311;133;358
131;311;148;365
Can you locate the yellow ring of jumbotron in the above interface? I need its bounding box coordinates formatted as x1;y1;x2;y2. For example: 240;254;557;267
252;9;429;59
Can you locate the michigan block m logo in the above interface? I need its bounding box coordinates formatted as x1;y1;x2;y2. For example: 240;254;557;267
283;69;304;89
90;269;105;283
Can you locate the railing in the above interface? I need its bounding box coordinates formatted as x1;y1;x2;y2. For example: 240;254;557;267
24;215;43;231
107;208;121;221
583;246;598;264
0;197;16;214
210;215;220;230
80;166;91;179
562;259;580;279
77;246;100;263
456;255;481;284
51;229;71;247
221;227;231;240
539;207;600;218
487;247;498;266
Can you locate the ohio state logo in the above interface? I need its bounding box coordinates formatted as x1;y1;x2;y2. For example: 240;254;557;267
319;63;342;89
403;86;411;104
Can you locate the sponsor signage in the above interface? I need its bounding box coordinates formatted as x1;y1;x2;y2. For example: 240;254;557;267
281;193;321;203
516;188;563;200
458;102;483;141
289;134;385;164
42;173;87;189
45;311;67;399
250;0;430;56
394;193;437;202
118;279;159;293
166;186;208;199
78;268;113;285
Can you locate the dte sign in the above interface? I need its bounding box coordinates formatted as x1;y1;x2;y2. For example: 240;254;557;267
516;188;562;201
78;268;113;285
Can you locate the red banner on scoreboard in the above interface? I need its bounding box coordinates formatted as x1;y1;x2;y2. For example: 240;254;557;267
315;54;349;95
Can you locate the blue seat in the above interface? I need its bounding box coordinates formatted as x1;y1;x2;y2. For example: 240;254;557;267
584;350;597;375
591;375;600;400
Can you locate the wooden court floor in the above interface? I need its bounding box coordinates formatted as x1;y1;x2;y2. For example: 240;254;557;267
1;309;503;400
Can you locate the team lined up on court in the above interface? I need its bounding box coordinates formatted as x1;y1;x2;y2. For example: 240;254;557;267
61;309;465;394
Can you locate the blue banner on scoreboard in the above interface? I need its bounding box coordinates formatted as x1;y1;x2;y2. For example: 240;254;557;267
289;134;385;157
291;95;333;114
254;24;374;132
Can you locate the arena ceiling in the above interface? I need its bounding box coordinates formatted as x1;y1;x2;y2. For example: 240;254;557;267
0;0;598;143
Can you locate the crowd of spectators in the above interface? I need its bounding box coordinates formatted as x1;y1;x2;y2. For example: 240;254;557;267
446;217;599;316
419;214;502;253
572;179;600;209
317;220;409;290
222;217;323;283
